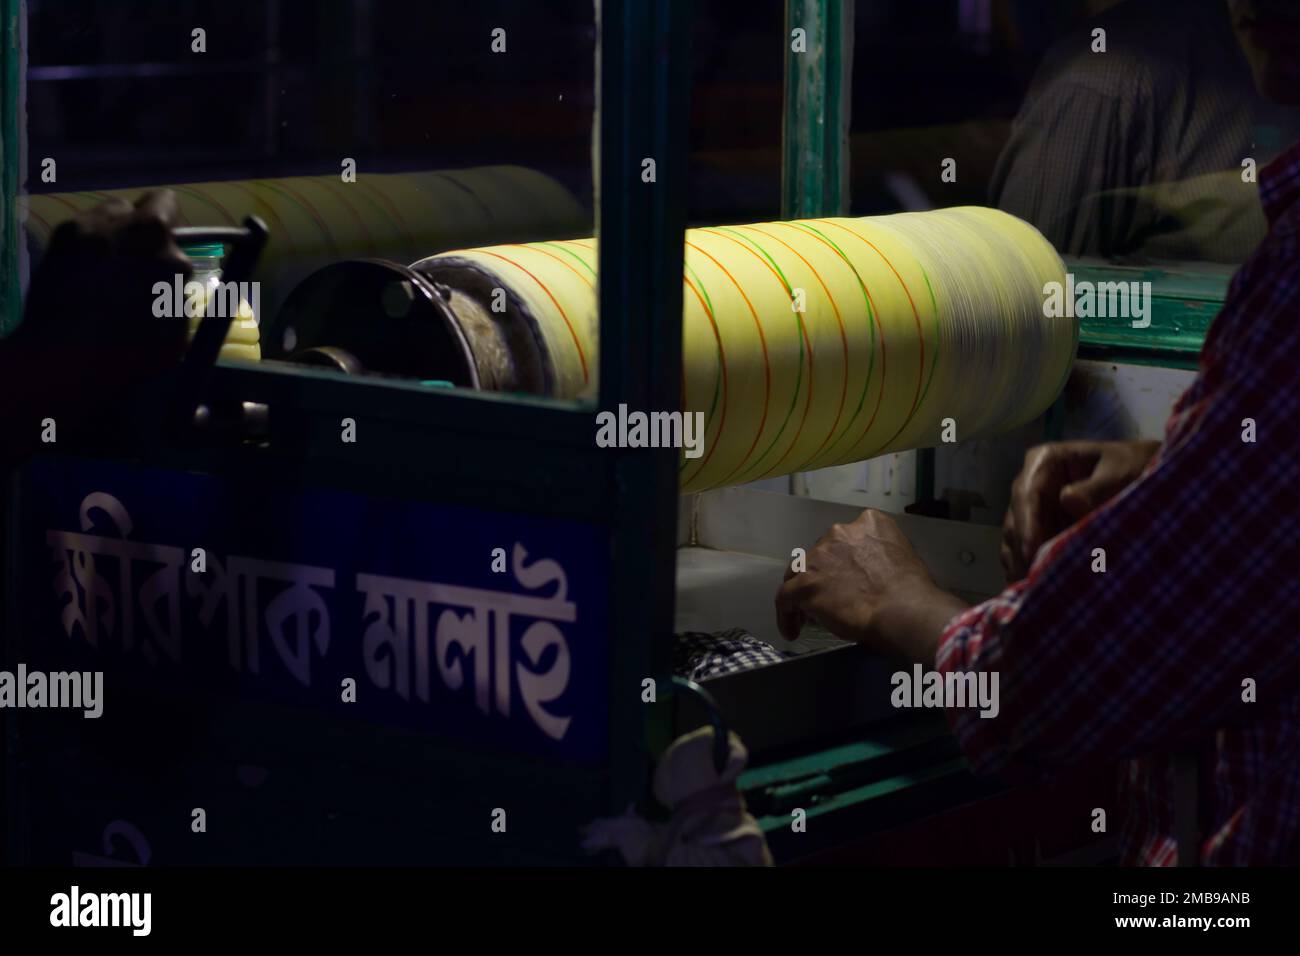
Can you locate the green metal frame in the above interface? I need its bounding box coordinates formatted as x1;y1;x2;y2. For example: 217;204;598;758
0;0;21;336
3;0;691;863
1070;259;1228;370
4;0;1229;865
188;0;692;834
0;0;21;868
595;0;690;797
782;0;853;220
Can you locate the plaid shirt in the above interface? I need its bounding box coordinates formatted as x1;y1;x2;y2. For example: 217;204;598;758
937;141;1300;866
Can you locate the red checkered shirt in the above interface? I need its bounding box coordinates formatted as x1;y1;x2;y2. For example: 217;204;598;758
936;141;1300;866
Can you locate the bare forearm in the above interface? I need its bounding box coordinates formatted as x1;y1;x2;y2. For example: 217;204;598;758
872;585;971;667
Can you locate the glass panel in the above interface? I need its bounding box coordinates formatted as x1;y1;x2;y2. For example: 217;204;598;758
850;0;1300;266
794;0;1300;522
22;0;598;404
689;0;785;226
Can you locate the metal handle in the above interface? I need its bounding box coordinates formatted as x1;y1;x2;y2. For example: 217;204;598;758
670;676;731;774
168;217;269;438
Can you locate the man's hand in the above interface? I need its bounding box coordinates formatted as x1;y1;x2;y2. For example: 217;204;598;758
774;509;968;665
1;190;191;466
1002;439;1160;581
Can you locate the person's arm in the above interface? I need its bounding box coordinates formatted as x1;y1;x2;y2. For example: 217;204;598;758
991;70;1150;258
778;255;1300;780
939;275;1300;780
772;436;1163;671
774;509;968;666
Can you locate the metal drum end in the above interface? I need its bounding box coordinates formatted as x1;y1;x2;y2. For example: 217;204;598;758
265;259;481;388
413;257;557;397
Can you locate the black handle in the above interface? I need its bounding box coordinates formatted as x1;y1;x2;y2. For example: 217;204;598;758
168;217;269;437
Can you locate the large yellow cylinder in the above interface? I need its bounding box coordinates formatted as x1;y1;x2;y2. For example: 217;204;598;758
422;207;1075;493
21;166;589;333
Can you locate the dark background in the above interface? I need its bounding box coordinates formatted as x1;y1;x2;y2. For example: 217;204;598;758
25;0;1101;227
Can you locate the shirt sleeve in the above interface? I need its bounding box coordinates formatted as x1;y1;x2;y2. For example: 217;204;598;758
936;261;1300;781
990;59;1153;258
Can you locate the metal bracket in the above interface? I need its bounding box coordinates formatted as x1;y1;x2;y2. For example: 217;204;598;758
670;676;731;774
168;217;269;438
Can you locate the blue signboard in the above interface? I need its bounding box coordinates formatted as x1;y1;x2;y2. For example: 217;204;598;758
12;457;611;765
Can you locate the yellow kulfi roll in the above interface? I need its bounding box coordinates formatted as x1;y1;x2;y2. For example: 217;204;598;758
423;207;1075;493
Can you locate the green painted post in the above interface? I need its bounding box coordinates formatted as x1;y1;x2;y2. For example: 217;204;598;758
598;0;690;814
784;1;861;493
782;0;853;221
0;0;22;336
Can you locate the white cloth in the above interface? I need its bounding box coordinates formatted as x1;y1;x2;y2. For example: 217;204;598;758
581;727;773;866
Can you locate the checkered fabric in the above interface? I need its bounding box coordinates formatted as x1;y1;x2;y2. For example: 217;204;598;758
674;628;787;682
938;140;1300;866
